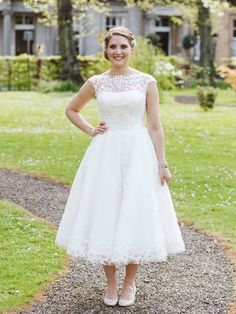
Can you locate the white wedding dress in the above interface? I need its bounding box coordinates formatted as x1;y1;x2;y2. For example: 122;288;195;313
55;71;186;266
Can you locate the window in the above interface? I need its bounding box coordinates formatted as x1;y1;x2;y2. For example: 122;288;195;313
105;15;124;31
15;15;34;25
155;16;170;27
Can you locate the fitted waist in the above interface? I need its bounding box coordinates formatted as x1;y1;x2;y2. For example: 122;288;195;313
106;125;146;131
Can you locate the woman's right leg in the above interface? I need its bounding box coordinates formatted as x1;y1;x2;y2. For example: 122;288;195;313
103;265;118;300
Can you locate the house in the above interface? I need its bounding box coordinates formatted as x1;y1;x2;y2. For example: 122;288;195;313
0;0;235;63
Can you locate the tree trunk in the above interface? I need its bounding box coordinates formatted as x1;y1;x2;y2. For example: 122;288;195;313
198;0;215;85
57;0;83;84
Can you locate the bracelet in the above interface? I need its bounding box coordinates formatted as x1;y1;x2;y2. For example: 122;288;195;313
158;162;168;168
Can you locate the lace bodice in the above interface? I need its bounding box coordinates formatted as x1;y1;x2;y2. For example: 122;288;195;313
88;72;156;130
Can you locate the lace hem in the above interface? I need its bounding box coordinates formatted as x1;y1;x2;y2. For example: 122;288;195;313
55;240;186;266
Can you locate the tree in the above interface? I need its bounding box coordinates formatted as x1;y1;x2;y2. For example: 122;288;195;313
57;0;83;84
198;1;215;84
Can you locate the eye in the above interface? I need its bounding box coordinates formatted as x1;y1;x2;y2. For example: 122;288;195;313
121;45;129;49
109;44;116;49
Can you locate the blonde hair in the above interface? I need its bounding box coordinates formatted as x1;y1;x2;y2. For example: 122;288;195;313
103;26;135;60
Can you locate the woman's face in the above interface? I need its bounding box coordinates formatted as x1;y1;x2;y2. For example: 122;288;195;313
106;35;133;67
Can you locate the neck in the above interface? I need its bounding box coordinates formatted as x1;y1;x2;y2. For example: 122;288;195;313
109;65;131;76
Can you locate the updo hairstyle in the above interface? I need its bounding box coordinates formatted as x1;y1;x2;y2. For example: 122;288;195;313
103;26;136;60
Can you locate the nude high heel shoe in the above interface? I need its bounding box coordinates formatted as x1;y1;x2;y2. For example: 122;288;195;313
103;285;118;306
118;284;136;306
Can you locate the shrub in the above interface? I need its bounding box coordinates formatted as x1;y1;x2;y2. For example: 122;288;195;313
217;65;236;91
182;34;197;50
39;56;61;82
130;37;160;75
185;64;211;88
197;86;217;111
37;80;79;93
0;55;37;91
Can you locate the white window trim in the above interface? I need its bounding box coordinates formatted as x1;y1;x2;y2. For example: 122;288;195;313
104;14;126;30
15;25;35;30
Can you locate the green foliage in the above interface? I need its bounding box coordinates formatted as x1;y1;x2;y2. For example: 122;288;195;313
130;37;160;74
38;80;79;93
0;55;102;91
39;56;61;81
146;33;161;47
78;53;110;80
185;64;211;87
197;86;217;111
0;55;37;91
182;34;197;49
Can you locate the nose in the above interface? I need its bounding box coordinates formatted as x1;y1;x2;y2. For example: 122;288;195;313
114;47;122;54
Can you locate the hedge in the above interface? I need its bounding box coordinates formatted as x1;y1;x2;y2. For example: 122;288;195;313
0;54;99;91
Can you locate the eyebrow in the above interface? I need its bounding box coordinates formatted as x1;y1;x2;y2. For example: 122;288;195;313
109;44;129;47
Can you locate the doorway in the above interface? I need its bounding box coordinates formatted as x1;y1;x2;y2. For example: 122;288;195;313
15;30;34;55
156;32;169;55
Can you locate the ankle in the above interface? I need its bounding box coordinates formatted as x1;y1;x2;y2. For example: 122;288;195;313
107;279;117;286
123;278;135;286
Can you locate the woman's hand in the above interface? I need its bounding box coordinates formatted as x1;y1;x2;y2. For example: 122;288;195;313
91;121;108;137
159;168;171;185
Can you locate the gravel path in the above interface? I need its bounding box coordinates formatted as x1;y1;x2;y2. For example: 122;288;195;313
0;167;235;314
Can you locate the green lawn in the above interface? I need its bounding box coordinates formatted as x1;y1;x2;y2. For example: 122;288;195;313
0;200;66;313
0;90;236;310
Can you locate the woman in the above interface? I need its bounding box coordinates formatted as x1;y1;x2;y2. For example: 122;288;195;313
55;26;185;307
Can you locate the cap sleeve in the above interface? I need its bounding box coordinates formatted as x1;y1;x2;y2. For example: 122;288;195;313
140;74;156;93
88;75;99;94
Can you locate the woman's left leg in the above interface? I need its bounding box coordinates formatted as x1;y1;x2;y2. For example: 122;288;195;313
120;263;140;300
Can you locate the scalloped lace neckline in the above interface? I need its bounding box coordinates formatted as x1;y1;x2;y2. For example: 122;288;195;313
103;72;142;79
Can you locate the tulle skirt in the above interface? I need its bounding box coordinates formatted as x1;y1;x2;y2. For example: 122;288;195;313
55;126;185;265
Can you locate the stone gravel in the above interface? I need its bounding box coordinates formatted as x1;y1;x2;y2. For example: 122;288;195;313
0;168;235;314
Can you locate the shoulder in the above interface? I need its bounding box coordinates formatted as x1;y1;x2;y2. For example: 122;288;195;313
129;69;156;84
87;72;108;85
139;71;156;84
131;71;157;91
87;74;104;93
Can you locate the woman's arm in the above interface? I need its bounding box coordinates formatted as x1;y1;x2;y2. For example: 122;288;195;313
65;80;108;137
146;81;171;185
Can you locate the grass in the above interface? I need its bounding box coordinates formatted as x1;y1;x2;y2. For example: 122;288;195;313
0;92;99;182
0;88;236;311
0;200;66;313
171;87;236;106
